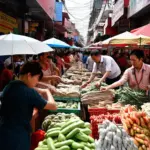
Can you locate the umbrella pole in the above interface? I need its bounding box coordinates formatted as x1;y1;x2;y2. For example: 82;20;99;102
139;37;141;48
11;56;15;73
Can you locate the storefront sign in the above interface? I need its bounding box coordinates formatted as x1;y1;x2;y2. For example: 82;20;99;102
55;2;63;22
112;0;124;26
0;11;18;33
64;18;74;32
128;0;150;17
36;0;55;20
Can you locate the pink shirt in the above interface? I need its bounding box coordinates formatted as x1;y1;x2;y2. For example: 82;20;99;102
115;63;150;90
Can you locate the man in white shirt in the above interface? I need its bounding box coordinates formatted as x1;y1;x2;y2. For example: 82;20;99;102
86;56;94;72
82;50;121;88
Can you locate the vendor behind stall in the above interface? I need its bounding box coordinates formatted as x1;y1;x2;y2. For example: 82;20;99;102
82;50;121;88
101;49;150;91
0;62;57;150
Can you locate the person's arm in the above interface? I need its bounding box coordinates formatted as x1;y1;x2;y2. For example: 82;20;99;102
41;75;61;82
100;69;129;91
30;89;57;111
53;64;61;76
37;82;57;94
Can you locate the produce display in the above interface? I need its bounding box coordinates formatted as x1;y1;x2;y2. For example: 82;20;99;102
56;101;78;109
81;90;114;105
90;113;121;125
121;105;150;150
42;113;80;131
54;86;80;98
95;120;138;150
141;103;150;116
115;87;149;108
36;118;95;150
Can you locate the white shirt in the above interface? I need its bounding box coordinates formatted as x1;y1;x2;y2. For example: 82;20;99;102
4;57;11;67
92;55;121;79
86;56;94;72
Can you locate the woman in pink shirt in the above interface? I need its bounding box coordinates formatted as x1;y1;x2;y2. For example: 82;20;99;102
101;49;150;91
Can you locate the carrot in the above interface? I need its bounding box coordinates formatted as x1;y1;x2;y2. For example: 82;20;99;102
133;138;140;147
142;145;147;150
143;116;149;124
144;140;149;147
142;128;150;136
133;127;141;133
135;137;145;145
135;134;149;140
140;118;147;128
130;128;134;136
128;118;134;125
138;146;144;150
125;119;131;128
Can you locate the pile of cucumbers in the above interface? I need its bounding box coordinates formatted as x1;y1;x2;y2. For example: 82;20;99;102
35;118;95;150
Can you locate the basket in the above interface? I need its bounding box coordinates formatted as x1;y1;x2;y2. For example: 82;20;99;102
88;107;108;116
48;102;81;116
54;96;80;102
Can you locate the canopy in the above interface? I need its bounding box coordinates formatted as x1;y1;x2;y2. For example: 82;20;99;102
102;31;138;46
0;33;53;56
131;24;150;37
71;45;80;49
102;31;150;46
43;38;71;48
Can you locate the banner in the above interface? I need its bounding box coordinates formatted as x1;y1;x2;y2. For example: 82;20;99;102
54;2;63;22
0;11;18;33
112;0;124;26
128;0;150;17
36;0;55;20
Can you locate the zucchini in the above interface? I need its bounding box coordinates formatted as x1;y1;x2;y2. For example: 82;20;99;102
39;145;48;148
84;146;90;150
58;133;66;142
75;132;89;142
79;128;91;135
38;141;44;147
56;145;70;150
66;128;80;139
47;131;60;137
54;140;73;148
61;121;84;135
47;137;55;150
71;142;84;149
90;143;95;149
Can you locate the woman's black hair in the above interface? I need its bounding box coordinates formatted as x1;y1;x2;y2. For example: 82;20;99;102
90;50;101;56
130;49;144;60
19;62;43;80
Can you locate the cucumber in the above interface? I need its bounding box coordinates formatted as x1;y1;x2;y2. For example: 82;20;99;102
61;119;79;130
39;145;48;148
58;133;66;142
80;142;92;148
47;127;61;133
75;132;89;142
35;148;48;150
79;128;91;135
61;121;84;135
47;131;60;137
84;122;91;129
71;142;84;149
38;141;44;147
66;128;80;139
56;145;70;150
84;146;90;150
54;140;73;148
88;136;94;143
90;143;95;149
47;137;55;150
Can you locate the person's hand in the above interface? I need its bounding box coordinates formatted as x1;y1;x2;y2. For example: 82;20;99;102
52;75;61;82
47;85;57;94
100;86;109;92
81;82;89;88
95;81;101;88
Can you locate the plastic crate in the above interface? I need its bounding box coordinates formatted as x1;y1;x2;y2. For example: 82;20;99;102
88;107;108;116
48;102;81;116
107;109;120;114
54;96;80;102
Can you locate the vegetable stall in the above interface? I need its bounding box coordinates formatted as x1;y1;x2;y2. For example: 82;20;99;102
31;62;150;150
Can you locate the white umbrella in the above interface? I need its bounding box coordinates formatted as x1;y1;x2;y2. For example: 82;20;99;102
43;38;71;48
0;33;53;56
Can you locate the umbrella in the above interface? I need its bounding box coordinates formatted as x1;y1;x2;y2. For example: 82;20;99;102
131;24;150;37
71;45;80;49
102;31;139;46
0;33;53;56
43;38;71;48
